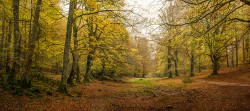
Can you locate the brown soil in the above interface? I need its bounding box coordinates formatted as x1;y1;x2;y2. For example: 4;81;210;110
1;65;250;111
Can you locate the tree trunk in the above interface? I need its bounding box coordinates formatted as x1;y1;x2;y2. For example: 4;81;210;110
226;47;229;67
190;51;195;77
73;16;80;82
58;0;75;93
166;41;172;78
0;17;5;66
8;0;21;83
246;35;249;63
235;38;238;66
211;55;219;75
83;8;95;83
174;50;178;76
5;21;12;74
231;47;235;67
198;55;202;72
83;54;92;83
67;64;74;85
243;38;245;63
99;61;105;80
21;0;42;88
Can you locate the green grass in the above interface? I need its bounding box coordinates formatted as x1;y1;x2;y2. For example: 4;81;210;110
127;78;160;86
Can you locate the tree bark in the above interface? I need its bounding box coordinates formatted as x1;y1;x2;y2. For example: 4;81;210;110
190;51;195;77
8;0;21;83
73;15;80;82
226;47;229;67
67;64;74;85
58;0;75;93
0;16;5;66
211;55;220;75
236;38;238;66
83;9;95;83
5;21;12;74
243;38;245;63
231;47;235;67
246;34;249;63
83;53;93;83
21;0;42;88
174;50;179;76
198;55;202;72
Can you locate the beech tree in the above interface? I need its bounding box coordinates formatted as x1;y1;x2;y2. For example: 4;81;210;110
21;0;43;88
58;0;75;93
8;0;21;83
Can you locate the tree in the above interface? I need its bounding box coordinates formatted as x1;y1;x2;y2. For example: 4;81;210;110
21;0;43;88
8;0;21;83
58;0;75;93
67;4;80;84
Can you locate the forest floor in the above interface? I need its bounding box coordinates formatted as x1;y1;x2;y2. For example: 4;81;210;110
1;65;250;111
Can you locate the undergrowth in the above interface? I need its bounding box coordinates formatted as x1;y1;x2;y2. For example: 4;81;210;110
0;71;60;98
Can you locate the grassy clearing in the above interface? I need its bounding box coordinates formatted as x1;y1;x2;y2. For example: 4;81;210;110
127;78;161;86
127;77;187;89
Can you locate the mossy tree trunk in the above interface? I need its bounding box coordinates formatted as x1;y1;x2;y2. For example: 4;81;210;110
211;54;220;75
8;0;21;83
235;38;239;67
73;14;80;83
83;54;92;83
174;50;179;76
21;0;42;88
5;21;12;74
190;51;195;77
231;46;235;67
226;47;229;67
58;0;75;93
0;15;5;67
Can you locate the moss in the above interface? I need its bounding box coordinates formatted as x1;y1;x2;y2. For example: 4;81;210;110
1;71;59;98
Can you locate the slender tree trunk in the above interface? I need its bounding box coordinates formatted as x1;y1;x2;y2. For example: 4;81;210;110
83;9;95;83
8;0;21;83
0;17;5;66
58;0;75;93
174;50;178;76
21;0;42;88
198;55;202;72
231;47;235;67
243;38;245;63
190;51;195;77
236;38;238;66
73;17;80;82
226;47;229;67
5;21;12;74
246;35;249;63
167;46;172;78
